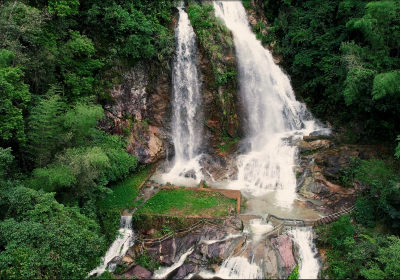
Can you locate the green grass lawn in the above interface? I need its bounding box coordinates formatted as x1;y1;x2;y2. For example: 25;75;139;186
137;188;237;217
97;166;151;242
98;165;151;211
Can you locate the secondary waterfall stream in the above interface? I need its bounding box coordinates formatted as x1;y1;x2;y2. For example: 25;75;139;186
88;216;134;277
288;227;320;279
162;4;204;184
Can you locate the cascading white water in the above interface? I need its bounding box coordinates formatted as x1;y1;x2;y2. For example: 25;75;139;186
288;227;320;279
153;247;194;279
89;216;134;277
197;256;263;279
163;5;204;184
214;256;263;279
213;1;321;207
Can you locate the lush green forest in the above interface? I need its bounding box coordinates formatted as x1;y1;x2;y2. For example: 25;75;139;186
0;0;174;278
251;0;400;278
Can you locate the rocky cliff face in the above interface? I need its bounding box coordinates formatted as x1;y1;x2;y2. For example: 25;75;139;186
295;136;390;214
100;61;173;164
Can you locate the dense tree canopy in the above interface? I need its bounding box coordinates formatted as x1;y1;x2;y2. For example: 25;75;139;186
263;0;400;141
0;0;173;277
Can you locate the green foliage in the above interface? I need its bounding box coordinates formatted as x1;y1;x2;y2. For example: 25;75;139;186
264;0;400;141
288;265;299;279
187;4;235;88
0;147;14;179
27;94;105;167
27;93;67;167
242;0;254;10
0;186;105;279
160;224;175;236
97;167;150;243
0;50;31;143
82;0;174;64
0;1;174;278
355;159;400;228
59;31;103;98
187;3;238;138
218;137;239;152
95;271;117;279
396;136;400;158
137;188;236;217
356;159;394;186
49;0;80;17
97;167;149;211
361;236;400;279
317;216;381;279
334;157;361;187
135;250;161;272
354;197;377;227
113;263;126;275
328;215;355;250
30;146;110;195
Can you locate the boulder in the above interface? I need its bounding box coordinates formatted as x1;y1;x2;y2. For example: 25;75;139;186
309;140;331;150
123;265;152;279
262;241;280;278
271;234;297;277
160;238;176;266
297;141;312;152
122;255;134;264
146;229;157;235
297;140;331;153
167;264;197;279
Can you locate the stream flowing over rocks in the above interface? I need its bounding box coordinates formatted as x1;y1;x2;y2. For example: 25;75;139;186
115;218;313;279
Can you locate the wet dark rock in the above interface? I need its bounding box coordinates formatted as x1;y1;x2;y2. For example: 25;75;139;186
123;265;153;279
310;129;332;137
332;196;357;212
167;264;197;279
183;170;197;179
188;252;203;265
297;143;388;212
160;238;176;266
175;232;202;259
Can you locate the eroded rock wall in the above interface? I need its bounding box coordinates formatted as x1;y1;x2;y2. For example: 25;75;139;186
295;137;390;214
100;61;173;164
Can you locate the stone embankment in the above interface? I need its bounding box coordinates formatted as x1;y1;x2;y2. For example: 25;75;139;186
260;204;356;239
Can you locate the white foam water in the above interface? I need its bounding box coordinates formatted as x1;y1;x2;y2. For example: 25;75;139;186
153;247;195;279
88;216;134;277
213;1;326;207
288;227;320;279
244;219;274;243
163;4;204;185
198;256;263;279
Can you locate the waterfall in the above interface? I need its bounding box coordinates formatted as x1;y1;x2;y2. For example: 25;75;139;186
197;256;263;279
213;1;323;207
163;4;204;184
288;227;320;279
88;216;134;277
